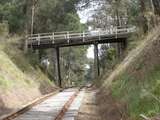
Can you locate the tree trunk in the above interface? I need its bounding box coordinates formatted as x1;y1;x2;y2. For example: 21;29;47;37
24;0;32;35
115;0;120;27
139;0;148;33
152;0;160;16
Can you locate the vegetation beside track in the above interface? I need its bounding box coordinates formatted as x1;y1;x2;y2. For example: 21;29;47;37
0;26;57;116
98;26;160;120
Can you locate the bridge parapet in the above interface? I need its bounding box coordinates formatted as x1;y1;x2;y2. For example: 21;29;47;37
27;26;136;49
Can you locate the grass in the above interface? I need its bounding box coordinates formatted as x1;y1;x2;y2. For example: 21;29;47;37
0;75;9;88
0;35;55;91
0;22;9;36
0;24;56;115
111;66;160;119
101;26;160;120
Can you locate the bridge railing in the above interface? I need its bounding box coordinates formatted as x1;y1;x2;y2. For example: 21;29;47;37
27;26;136;44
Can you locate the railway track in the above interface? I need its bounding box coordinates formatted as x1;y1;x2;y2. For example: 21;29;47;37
1;88;85;120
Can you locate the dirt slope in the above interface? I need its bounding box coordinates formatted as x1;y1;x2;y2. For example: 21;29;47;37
0;37;57;117
97;26;160;120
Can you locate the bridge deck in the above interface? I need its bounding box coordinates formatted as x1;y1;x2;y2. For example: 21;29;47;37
27;28;134;49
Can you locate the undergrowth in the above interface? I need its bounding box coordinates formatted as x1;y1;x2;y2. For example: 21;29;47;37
111;66;160;119
0;35;54;90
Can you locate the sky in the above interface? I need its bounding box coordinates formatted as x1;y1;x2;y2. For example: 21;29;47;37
86;45;94;59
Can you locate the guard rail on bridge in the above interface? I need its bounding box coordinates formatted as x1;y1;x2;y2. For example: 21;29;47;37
27;26;136;49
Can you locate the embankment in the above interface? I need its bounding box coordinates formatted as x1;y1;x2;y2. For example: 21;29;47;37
0;36;58;117
97;26;160;120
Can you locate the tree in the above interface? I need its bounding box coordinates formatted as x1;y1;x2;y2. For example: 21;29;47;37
0;0;37;33
152;0;160;16
33;0;83;33
139;0;148;33
0;0;84;33
60;46;88;86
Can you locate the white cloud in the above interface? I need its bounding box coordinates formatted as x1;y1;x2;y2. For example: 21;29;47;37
86;45;102;59
86;45;94;59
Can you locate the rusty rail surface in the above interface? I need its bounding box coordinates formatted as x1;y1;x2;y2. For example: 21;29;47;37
54;89;80;120
1;88;81;120
1;90;61;120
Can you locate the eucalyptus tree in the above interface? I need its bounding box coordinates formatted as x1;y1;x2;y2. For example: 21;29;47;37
152;0;160;16
0;0;90;86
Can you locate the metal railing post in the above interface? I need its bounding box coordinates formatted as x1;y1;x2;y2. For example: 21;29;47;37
116;27;118;39
24;35;28;53
52;33;55;44
98;31;101;41
83;31;85;42
67;32;70;43
38;34;40;45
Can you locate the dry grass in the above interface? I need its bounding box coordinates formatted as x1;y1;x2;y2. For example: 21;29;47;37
97;25;160;120
0;36;57;116
102;25;160;88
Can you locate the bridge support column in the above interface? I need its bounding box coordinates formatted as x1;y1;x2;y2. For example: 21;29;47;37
121;39;127;50
117;40;127;59
94;44;100;78
55;47;62;88
24;39;28;53
117;43;122;58
38;50;43;62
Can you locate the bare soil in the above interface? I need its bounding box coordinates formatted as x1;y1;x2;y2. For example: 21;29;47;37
96;89;128;120
76;88;101;120
0;83;57;117
96;26;160;120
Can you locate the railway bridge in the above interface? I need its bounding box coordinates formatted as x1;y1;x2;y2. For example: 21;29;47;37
26;27;135;87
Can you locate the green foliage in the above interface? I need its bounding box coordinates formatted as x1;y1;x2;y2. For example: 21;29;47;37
33;0;84;33
99;45;117;73
0;0;27;33
106;48;116;61
111;66;160;119
0;36;55;92
0;0;84;33
0;22;9;35
60;46;88;86
0;0;89;87
127;0;140;25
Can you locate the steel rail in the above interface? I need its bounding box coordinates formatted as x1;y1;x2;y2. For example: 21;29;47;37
54;89;80;120
1;88;82;120
1;90;61;120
